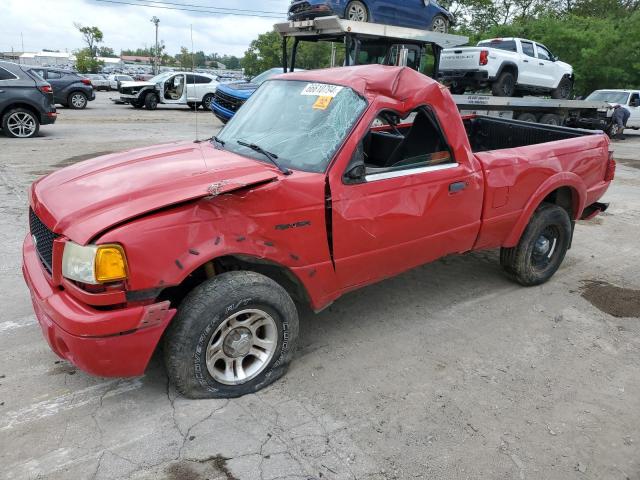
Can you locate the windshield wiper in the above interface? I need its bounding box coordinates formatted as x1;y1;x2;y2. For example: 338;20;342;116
211;136;225;149
237;140;291;175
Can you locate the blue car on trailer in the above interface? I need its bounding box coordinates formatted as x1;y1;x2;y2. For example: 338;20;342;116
211;68;303;123
288;0;455;33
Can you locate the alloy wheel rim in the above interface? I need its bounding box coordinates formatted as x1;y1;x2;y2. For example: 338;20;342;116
72;94;86;108
432;17;447;33
7;112;36;137
205;308;278;385
348;4;367;21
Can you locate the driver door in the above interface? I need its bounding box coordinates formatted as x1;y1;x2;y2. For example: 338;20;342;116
329;108;483;288
534;44;558;88
626;92;640;128
163;74;186;103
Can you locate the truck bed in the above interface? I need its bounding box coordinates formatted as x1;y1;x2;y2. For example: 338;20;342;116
463;115;599;152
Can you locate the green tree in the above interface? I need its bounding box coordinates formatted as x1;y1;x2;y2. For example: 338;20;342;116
75;48;104;73
97;46;117;58
74;24;104;58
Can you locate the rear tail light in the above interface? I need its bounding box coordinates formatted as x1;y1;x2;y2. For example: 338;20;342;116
81;78;92;86
605;151;616;181
479;50;489;66
39;85;53;94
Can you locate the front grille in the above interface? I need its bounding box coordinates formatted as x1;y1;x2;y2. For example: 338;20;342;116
29;208;59;273
214;90;245;112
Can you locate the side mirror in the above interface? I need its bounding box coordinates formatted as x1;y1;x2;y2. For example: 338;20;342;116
345;164;366;181
343;143;367;184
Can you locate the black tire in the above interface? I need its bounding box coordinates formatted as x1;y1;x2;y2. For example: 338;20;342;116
68;91;88;109
430;14;449;33
1;107;40;138
450;83;466;95
144;92;159;110
202;93;215;111
539;113;562;126
164;271;299;399
606;123;621;138
517;113;538;123
491;70;516;97
551;76;573;100
345;1;368;21
500;203;572;286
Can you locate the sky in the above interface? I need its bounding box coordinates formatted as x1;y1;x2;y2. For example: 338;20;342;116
0;0;292;57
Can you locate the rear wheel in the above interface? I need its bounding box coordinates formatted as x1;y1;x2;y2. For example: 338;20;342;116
450;83;466;95
345;1;368;21
551;77;573;100
68;91;88;109
144;92;159;110
2;108;40;138
492;71;516;97
164;271;299;399
500;203;572;286
202;93;215;111
430;15;449;33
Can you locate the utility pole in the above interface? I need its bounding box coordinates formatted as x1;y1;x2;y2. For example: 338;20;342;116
150;16;160;75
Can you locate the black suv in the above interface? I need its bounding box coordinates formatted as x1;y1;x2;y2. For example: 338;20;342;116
28;67;95;109
0;61;57;138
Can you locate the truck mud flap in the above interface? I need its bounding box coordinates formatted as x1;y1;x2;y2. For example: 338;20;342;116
581;202;609;221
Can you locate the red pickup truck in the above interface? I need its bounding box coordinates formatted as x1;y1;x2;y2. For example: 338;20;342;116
23;65;614;398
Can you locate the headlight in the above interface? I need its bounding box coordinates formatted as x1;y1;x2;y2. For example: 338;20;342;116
62;242;128;284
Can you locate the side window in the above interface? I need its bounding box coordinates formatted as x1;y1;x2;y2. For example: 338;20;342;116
536;45;552;61
361;108;453;175
0;67;16;80
481;40;517;52
629;93;639;106
521;41;535;58
196;75;212;84
47;71;63;79
31;69;45;79
185;74;196;84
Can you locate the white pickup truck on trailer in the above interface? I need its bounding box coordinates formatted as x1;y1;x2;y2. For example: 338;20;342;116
438;37;574;98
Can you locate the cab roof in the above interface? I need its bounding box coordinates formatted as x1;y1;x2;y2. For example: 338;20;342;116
274;65;443;103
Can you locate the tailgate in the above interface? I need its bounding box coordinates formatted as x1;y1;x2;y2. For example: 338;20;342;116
440;48;483;70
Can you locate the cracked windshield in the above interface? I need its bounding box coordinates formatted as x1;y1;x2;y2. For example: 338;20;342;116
217;80;367;173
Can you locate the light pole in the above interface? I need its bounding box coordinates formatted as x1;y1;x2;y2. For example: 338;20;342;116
151;16;160;75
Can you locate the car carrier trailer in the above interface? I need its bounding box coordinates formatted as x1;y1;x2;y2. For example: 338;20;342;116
274;16;617;135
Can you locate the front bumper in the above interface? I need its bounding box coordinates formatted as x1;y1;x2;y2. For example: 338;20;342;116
288;3;335;20
22;235;176;377
40;111;57;125
211;101;235;122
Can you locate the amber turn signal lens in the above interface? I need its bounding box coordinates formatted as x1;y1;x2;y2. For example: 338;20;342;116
95;245;128;283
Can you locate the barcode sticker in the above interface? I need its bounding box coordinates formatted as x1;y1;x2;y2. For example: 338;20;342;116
301;83;344;98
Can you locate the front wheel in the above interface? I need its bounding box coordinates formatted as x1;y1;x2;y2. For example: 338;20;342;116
500;203;572;286
551;77;573;100
144;92;159;110
164;271;299;398
345;1;368;21
430;15;449;33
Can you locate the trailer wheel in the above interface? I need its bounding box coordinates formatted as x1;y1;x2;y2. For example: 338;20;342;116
492;71;516;97
540;114;562;126
144;92;159;110
164;271;299;399
500;203;571;286
450;83;466;95
517;113;538;123
551;77;573;100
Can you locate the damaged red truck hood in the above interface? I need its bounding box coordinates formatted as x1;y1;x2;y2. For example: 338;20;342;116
30;141;278;244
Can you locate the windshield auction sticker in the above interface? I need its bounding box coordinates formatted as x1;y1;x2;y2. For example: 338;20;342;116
301;83;344;98
312;96;333;110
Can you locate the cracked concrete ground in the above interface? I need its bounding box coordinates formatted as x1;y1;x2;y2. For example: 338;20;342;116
1;93;639;480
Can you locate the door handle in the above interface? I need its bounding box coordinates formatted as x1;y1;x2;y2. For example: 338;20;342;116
449;181;467;193
523;59;529;63
539;63;545;66
0;90;4;93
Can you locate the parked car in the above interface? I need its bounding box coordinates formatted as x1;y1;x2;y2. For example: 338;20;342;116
438;37;574;98
23;65;614;398
0;61;57;138
288;0;455;33
585;89;640;132
28;67;95;109
211;67;304;122
108;74;134;91
118;71;221;110
84;74;110;91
